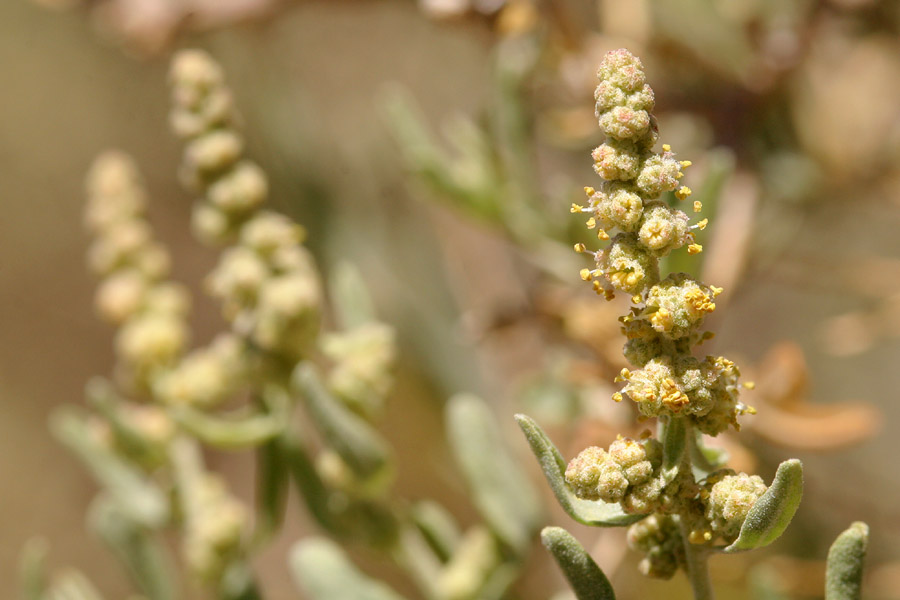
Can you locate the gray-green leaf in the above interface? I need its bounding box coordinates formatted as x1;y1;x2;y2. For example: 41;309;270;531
289;538;407;600
448;395;541;552
825;521;869;600
514;414;644;527
541;527;615;600
293;363;391;482
725;459;803;552
51;410;168;528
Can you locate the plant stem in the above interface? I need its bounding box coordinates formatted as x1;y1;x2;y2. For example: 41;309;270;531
668;418;715;600
679;518;714;600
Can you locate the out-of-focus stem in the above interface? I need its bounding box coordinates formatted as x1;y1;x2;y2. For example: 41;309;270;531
673;420;714;600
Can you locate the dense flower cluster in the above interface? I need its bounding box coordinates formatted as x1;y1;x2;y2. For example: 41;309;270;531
564;49;766;578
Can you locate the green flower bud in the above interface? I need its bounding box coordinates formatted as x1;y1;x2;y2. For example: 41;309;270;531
637;202;690;256
636;153;681;199
627;514;685;579
207;246;269;312
116;312;188;377
592;140;643;181
95;269;148;324
598;233;659;295
183;130;243;179
207;161;268;214
322;322;396;417
590;183;643;232
599;105;651;141
240;211;306;257
154;334;245;408
191;203;231;245
183;474;247;581
644;273;719;339
596;49;647;94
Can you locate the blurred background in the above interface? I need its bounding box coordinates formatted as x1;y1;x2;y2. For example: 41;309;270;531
2;0;900;598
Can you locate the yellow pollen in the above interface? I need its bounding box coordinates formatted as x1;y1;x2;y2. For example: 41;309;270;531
651;307;674;331
573;243;586;253
745;405;758;415
675;186;692;201
693;200;702;213
662;144;671;152
687;244;703;255
743;381;756;390
580;268;592;281
586;217;597;229
612;392;624;403
680;160;693;167
710;285;723;297
689;530;712;544
597;229;610;240
631;294;642;304
676;171;684;179
696;218;708;230
584;186;595;196
571;203;583;213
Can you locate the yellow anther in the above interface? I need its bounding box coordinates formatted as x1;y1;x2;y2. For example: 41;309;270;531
631;294;642;304
696;218;708;230
680;160;693;168
745;405;758;415
710;285;723;297
612;392;624;403
573;243;586;253
639;429;652;440
743;381;756;390
580;268;593;281
584;186;595;196
687;243;703;255
662;143;671;152
676;171;685;179
571;203;584;213
586;217;597;229
675;186;692;201
693;200;702;213
597;229;610;240
689;530;712;544
620;368;632;380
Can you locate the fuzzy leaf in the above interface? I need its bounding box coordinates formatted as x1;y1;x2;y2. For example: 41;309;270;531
541;527;616;600
330;261;376;330
293;363;391;481
290;538;408;600
255;438;289;541
410;501;461;563
514;414;645;527
825;521;869;600
88;496;177;600
725;459;803;552
448;395;541;551
171;406;283;449
51;410;168;528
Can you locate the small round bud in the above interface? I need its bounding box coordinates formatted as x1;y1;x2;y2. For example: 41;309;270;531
592;140;642;181
184;130;243;176
644;273;716;338
598;234;659;295
596;49;647;93
191;203;232;245
207;161;268;214
116;312;188;374
637;202;690;255
240;211;305;257
95;270;148;324
599;105;651;141
636;153;681;199
705;472;767;541
627;514;685;579
590;183;643;232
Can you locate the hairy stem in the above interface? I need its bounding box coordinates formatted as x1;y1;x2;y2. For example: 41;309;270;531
674;420;714;600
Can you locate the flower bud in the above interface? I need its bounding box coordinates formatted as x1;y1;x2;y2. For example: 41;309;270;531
627;514;685;579
704;471;767;541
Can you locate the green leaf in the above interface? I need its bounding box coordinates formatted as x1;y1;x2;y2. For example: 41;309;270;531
725;459;803;552
293;363;391;482
689;430;729;476
330;262;376;330
541;527;616;600
289;538;408;600
280;430;343;535
410;501;461;563
448;395;541;552
170;406;283;449
514;414;645;527
254;438;289;542
51;410;168;528
825;521;869;600
88;496;177;600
